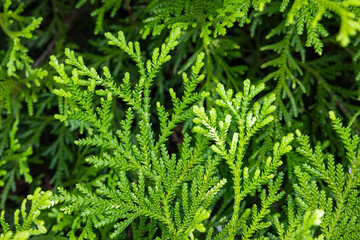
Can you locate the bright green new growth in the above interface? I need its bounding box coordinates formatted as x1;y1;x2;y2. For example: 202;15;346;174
49;25;360;239
0;1;359;239
50;28;226;239
49;27;297;239
0;188;53;240
193;80;294;239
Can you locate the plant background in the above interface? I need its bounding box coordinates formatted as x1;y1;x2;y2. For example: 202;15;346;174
0;0;359;239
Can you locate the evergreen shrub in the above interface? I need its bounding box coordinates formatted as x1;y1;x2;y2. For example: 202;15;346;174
0;0;360;239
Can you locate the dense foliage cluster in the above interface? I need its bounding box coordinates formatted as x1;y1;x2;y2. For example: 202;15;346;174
0;0;359;239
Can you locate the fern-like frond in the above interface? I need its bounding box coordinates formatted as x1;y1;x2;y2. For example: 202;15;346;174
0;0;48;114
193;79;294;239
0;188;53;240
50;28;228;239
293;111;360;239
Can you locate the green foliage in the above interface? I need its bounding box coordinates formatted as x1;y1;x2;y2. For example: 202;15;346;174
0;188;53;240
272;197;325;240
1;0;360;239
293;111;360;239
142;0;254;45
284;0;360;48
0;118;32;208
193;80;294;239
0;0;47;115
143;0;360;47
50;28;224;239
